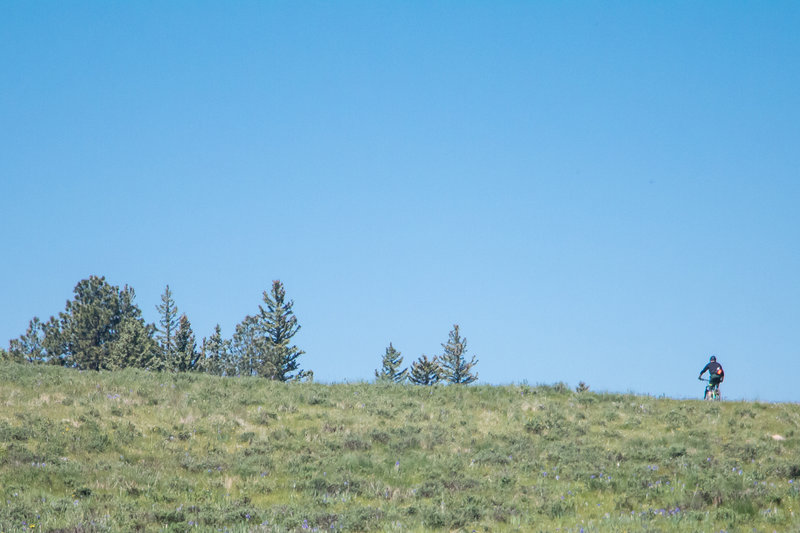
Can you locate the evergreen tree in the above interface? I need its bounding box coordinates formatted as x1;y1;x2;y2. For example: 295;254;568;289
229;314;269;377
155;285;179;371
0;346;19;363
41;316;66;365
66;277;124;369
201;324;230;376
408;354;441;385
108;318;158;370
8;317;46;363
257;280;306;381
229;281;307;380
173;314;201;372
375;343;408;383
119;285;142;324
63;277;118;369
110;285;153;369
43;276;153;370
439;324;478;384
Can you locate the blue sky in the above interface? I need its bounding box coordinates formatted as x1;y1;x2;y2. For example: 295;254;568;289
2;2;798;401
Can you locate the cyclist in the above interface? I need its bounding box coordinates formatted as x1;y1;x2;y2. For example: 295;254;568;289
698;355;724;398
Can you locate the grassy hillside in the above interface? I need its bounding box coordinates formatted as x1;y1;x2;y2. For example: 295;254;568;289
1;364;798;532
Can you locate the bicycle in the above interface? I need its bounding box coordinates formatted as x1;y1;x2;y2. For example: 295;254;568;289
699;377;721;401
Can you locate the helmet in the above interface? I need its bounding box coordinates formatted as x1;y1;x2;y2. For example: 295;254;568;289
709;355;717;362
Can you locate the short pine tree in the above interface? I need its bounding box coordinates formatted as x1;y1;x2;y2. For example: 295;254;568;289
41;316;66;365
0;347;13;363
108;318;158;370
230;314;268;377
201;324;229;376
439;324;478;384
173;314;201;372
409;354;441;385
8;317;46;363
375;343;408;383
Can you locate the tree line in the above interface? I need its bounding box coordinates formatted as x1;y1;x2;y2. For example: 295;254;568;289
0;276;307;381
1;276;479;385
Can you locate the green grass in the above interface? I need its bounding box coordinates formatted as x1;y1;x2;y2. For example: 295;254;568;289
1;363;799;532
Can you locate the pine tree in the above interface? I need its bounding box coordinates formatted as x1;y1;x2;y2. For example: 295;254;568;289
41;276;154;370
439;324;478;384
408;354;441;385
155;285;179;371
201;324;229;376
173;314;201;372
41;316;66;365
230;314;268;377
109;285;153;369
258;280;306;381
375;343;408;383
63;277;119;370
0;347;14;363
108;318;158;370
7;316;64;365
8;317;46;363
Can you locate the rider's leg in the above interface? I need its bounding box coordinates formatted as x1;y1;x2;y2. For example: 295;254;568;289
709;377;721;399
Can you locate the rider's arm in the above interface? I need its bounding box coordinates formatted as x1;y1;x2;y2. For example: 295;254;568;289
698;363;710;379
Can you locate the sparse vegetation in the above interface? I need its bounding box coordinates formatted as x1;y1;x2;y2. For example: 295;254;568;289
1;362;799;532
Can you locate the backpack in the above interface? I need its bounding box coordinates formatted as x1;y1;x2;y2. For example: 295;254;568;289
707;361;724;382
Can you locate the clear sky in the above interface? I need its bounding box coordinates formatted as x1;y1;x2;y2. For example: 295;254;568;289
2;2;798;402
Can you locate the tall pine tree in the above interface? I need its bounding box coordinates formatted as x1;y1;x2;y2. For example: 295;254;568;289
155;285;179;371
257;280;306;381
439;324;478;384
375;343;408;383
409;354;441;385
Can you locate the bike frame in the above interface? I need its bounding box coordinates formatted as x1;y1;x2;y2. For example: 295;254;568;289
699;377;721;401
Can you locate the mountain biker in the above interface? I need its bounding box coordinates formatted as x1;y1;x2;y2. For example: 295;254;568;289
698;355;724;395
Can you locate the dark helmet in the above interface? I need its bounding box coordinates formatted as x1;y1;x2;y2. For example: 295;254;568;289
709;355;717;362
